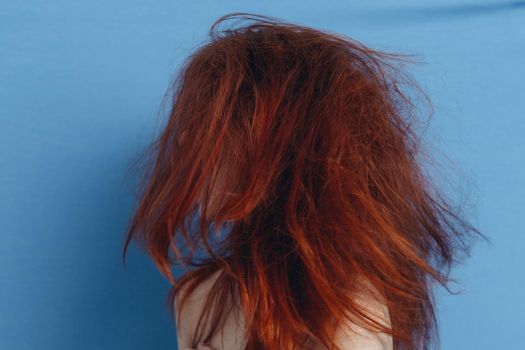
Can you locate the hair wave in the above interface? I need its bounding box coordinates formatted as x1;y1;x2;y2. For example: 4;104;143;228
122;12;484;350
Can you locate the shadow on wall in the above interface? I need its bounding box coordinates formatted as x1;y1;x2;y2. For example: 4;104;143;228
64;147;179;350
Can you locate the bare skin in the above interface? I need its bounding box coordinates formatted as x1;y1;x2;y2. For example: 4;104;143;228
184;343;214;350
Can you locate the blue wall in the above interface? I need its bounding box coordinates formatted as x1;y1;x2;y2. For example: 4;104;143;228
1;1;524;349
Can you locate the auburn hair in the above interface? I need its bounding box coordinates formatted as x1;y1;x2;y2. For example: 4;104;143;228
122;12;483;350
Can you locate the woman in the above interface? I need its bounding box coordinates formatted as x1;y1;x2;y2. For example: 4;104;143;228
122;12;482;350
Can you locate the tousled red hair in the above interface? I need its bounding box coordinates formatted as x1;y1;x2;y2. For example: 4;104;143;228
123;12;483;350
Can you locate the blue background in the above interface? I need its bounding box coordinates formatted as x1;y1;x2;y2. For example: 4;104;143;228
1;1;524;349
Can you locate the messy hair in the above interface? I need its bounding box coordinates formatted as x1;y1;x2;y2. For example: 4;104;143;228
123;12;483;350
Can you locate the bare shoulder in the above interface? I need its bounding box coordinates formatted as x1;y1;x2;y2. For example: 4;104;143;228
174;269;224;349
175;268;224;313
312;277;393;350
337;278;393;350
174;268;246;350
175;270;392;350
